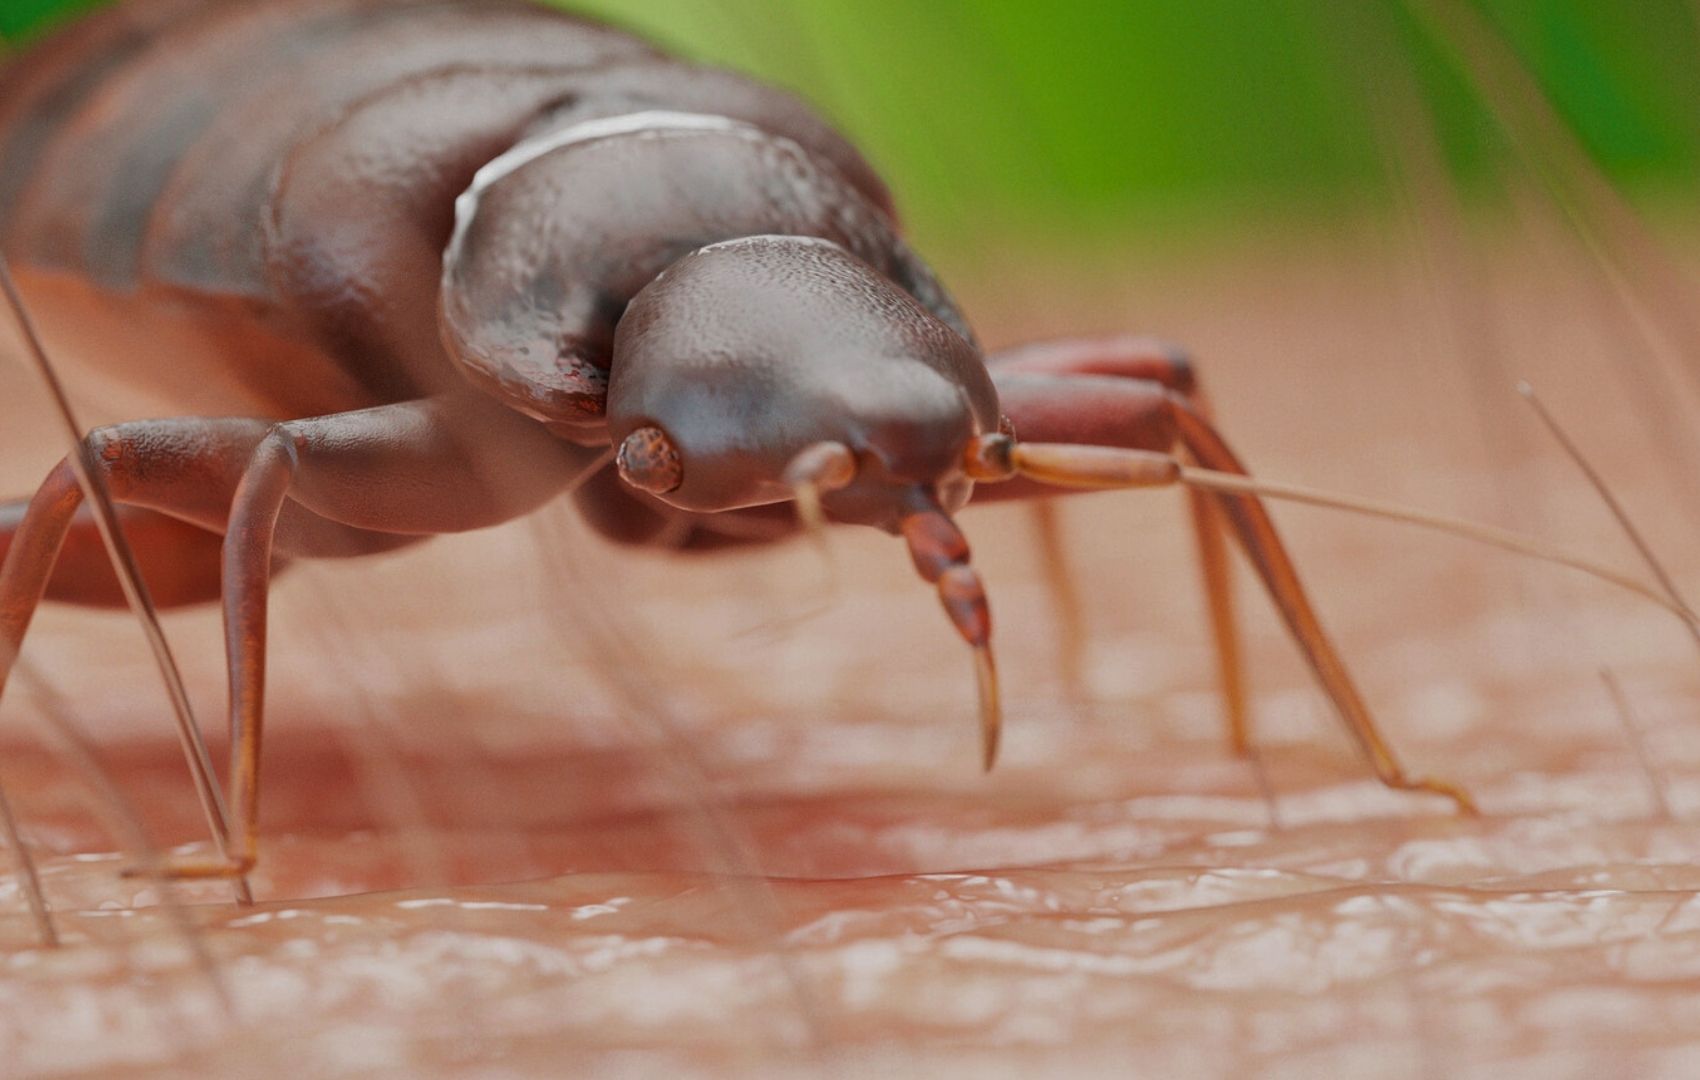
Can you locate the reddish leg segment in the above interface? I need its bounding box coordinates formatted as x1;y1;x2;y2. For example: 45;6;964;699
982;344;1464;808
1;418;275;698
987;338;1246;752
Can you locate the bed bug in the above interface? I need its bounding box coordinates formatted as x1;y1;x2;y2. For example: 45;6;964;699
0;0;1472;886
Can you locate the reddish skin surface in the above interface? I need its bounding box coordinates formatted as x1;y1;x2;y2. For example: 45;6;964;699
3;239;1699;1074
0;2;1694;1075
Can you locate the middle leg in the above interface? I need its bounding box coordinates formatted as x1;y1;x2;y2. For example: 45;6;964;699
174;392;599;878
2;392;597;880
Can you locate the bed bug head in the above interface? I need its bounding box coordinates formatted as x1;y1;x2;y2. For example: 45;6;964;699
605;235;999;526
607;234;1007;766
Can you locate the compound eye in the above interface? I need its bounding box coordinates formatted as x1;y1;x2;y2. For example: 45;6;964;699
616;426;683;494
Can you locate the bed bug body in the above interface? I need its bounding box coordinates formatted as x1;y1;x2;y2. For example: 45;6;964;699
0;0;1469;883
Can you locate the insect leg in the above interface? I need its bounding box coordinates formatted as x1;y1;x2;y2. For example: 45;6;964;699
0;417;385;882
0;420;274;888
1027;499;1086;697
148;433;297;880
0;418;286;872
0;498;226;608
144;392;602;880
977;372;1473;813
0;418;273;702
988;337;1245;749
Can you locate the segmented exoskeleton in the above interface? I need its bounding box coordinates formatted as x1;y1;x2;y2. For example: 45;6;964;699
0;0;1471;885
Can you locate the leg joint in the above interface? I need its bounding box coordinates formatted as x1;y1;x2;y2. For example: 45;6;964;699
257;424;304;468
77;425;131;493
235;428;302;507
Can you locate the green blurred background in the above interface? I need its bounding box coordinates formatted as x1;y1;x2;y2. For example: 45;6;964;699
5;0;1697;258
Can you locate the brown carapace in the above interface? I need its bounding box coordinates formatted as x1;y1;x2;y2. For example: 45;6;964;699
0;0;1471;887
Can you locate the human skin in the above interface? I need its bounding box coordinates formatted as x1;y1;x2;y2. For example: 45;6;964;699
1;236;1698;1077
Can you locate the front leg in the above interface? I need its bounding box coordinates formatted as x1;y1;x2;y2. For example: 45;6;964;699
979;349;1471;813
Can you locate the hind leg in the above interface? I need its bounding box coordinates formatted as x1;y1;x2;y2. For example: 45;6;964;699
0;499;227;609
